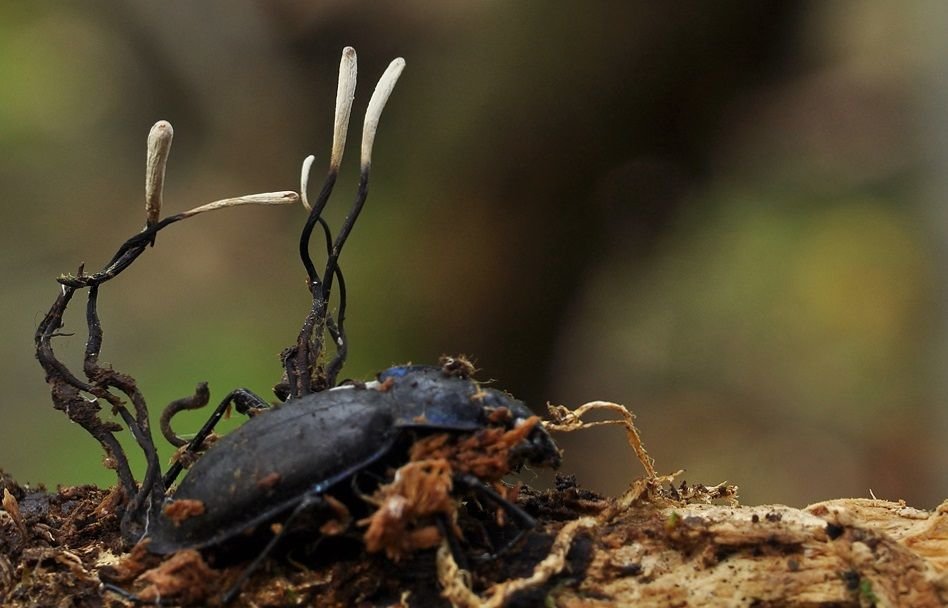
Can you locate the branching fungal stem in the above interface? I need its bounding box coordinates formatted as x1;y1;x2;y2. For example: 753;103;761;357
35;119;301;543
286;49;406;397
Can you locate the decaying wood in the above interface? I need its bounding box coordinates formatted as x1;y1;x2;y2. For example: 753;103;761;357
548;496;948;607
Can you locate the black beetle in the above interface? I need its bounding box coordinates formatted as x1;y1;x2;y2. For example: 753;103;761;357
147;364;561;555
35;47;563;603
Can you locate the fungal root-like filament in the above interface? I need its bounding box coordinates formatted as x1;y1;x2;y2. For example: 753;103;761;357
545;401;657;479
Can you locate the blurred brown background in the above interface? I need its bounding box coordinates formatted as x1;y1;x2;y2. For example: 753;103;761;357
1;1;946;508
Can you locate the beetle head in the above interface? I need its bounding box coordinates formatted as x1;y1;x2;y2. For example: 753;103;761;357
479;390;562;471
507;402;563;471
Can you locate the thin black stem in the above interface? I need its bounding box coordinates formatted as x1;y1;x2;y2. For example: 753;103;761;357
34;287;139;500
36;287;90;391
84;285;165;536
317;216;334;260
298;171;338;289
290;172;366;394
285;295;327;398
83;285;103;373
286;170;343;398
59;215;183;290
321;168;368;299
325;264;348;386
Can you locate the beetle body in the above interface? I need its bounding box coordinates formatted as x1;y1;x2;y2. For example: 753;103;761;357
146;365;561;554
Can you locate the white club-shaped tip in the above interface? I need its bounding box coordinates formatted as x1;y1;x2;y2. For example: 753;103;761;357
300;154;316;211
180;191;301;218
145;120;174;226
361;58;405;169
330;47;358;171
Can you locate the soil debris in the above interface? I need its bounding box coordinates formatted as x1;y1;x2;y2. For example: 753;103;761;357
361;420;544;560
411;416;540;481
362;459;458;559
2;489;27;539
136;549;218;604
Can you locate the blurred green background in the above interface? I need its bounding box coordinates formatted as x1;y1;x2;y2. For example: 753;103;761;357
1;2;946;508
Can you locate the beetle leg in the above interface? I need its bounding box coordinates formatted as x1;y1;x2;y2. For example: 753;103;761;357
161;388;272;488
230;388;272;415
436;513;470;572
100;582;155;606
101;581;179;607
221;494;328;605
454;474;537;560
